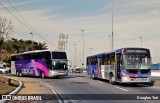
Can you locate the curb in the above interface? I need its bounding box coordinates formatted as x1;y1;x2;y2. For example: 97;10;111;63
0;78;23;103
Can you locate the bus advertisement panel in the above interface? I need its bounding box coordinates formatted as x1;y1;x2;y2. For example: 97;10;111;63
15;59;49;77
11;50;68;78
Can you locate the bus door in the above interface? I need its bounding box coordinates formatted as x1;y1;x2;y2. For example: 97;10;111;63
46;60;52;70
116;53;122;79
97;57;102;78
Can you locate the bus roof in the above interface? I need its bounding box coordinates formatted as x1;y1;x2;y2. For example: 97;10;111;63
12;50;66;56
87;47;149;58
116;47;149;53
87;51;114;58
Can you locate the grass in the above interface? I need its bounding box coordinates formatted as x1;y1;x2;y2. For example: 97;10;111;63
0;76;20;99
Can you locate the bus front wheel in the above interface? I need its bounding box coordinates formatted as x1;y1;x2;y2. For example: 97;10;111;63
16;72;19;77
92;71;96;80
109;74;116;85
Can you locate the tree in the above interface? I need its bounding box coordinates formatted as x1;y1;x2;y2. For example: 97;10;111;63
0;17;14;38
0;37;4;48
0;37;48;62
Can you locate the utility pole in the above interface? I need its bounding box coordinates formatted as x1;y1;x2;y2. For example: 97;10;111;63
108;35;111;51
79;53;81;68
112;0;114;50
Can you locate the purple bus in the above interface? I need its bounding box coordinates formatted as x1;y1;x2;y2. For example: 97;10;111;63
11;50;68;78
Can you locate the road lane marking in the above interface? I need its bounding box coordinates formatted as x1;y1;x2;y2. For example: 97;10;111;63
39;81;63;103
115;86;128;92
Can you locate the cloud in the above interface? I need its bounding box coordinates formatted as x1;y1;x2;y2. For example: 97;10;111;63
0;0;35;9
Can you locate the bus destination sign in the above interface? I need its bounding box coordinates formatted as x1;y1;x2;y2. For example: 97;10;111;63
125;49;148;53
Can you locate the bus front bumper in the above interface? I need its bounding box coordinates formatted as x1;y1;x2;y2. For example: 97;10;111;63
49;70;68;77
120;77;151;83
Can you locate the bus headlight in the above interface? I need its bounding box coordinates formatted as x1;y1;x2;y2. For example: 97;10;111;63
120;72;126;77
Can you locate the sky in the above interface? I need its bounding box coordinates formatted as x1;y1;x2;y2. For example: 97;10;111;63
0;0;160;67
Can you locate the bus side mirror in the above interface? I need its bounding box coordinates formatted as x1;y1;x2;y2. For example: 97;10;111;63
52;61;56;66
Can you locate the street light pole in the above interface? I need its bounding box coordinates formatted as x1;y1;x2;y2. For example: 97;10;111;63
79;53;81;68
81;30;84;69
30;32;33;44
139;36;142;48
74;44;76;67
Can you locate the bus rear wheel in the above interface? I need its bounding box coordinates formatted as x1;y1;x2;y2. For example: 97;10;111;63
19;71;22;77
41;72;45;79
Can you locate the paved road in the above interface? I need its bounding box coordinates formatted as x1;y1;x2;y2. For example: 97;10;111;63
3;73;160;103
38;73;160;103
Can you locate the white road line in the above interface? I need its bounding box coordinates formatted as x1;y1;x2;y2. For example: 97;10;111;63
115;86;128;92
39;81;62;103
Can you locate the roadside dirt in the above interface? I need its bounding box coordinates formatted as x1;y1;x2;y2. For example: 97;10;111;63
154;80;160;87
7;77;58;103
15;77;53;94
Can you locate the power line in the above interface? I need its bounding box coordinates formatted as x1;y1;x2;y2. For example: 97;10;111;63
1;0;57;47
6;0;57;47
0;1;33;32
5;0;56;47
6;0;35;32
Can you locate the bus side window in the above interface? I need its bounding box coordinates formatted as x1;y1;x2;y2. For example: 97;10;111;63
106;54;110;65
91;58;94;65
111;60;114;65
102;54;105;65
110;53;115;65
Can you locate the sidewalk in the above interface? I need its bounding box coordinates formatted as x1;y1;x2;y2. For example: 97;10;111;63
7;77;59;103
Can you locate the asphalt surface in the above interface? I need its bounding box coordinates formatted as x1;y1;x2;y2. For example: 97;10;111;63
39;73;160;103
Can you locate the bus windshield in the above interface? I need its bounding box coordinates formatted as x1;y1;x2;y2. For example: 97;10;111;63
123;54;151;69
52;52;67;59
52;61;68;70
